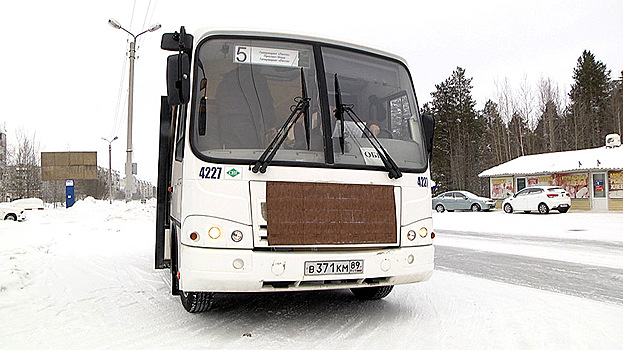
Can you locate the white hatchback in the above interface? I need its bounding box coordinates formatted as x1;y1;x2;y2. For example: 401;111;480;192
502;186;571;214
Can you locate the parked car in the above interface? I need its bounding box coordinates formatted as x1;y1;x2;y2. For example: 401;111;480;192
433;191;496;212
502;186;571;214
10;198;44;210
0;204;26;221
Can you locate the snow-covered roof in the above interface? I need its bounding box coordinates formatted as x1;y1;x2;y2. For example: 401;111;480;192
479;146;623;177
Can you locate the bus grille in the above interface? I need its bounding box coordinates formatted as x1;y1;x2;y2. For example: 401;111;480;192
266;182;397;246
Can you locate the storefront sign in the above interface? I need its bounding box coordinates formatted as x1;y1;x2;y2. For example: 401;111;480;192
553;173;589;198
609;171;623;198
528;176;554;186
490;177;514;199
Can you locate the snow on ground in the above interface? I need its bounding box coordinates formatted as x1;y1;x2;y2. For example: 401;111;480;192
1;199;622;349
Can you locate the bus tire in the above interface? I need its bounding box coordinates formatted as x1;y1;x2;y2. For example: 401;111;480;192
350;285;394;300
180;291;214;313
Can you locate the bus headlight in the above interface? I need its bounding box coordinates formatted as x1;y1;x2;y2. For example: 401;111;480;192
208;226;222;239
419;227;428;238
407;230;416;241
231;230;243;242
182;216;252;248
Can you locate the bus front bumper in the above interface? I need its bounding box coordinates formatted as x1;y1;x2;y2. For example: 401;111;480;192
178;245;434;292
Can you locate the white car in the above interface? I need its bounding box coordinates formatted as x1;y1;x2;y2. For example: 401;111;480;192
0;204;26;221
10;198;44;210
502;186;571;214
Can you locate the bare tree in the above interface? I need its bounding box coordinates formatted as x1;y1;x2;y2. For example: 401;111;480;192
494;78;515;159
515;76;535;155
6;129;41;199
537;77;564;152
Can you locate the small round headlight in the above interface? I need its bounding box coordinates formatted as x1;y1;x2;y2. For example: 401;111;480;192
231;230;243;242
407;230;416;241
208;226;222;239
419;227;428;238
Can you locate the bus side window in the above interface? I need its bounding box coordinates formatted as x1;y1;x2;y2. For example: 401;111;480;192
174;105;185;161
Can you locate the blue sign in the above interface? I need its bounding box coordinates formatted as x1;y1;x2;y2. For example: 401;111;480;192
66;179;75;208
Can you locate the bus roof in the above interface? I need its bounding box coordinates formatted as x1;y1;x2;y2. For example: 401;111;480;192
193;28;410;68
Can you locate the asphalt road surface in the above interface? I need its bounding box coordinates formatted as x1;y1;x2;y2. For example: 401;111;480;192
434;230;623;305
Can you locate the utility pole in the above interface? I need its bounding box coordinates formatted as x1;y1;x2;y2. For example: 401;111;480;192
108;19;161;201
102;136;118;204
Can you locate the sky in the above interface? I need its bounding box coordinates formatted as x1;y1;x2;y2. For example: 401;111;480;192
1;0;621;184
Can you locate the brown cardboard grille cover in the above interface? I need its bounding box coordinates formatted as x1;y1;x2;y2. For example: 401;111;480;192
266;182;396;246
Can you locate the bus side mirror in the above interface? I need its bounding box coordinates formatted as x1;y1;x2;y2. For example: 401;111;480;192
166;53;190;105
161;32;193;52
422;113;435;160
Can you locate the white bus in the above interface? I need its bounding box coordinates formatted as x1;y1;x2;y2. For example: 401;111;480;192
155;27;436;313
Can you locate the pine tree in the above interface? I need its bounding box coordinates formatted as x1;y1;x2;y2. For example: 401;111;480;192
609;70;623;136
428;67;480;194
569;50;611;149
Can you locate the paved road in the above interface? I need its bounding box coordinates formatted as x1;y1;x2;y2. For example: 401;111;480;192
434;230;623;305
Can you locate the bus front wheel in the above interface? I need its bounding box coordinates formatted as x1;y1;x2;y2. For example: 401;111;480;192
350;285;394;300
180;291;214;313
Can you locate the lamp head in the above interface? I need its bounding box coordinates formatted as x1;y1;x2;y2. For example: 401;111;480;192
148;23;162;32
108;18;122;29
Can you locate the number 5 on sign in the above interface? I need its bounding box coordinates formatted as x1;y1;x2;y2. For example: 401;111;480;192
234;46;250;63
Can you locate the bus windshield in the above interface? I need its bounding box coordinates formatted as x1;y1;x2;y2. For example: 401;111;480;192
190;36;427;172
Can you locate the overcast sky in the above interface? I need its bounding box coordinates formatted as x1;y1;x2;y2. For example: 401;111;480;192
1;0;621;184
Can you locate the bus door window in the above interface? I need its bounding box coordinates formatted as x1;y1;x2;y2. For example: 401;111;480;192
174;105;185;161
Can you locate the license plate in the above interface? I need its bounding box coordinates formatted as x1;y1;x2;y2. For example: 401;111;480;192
304;260;364;276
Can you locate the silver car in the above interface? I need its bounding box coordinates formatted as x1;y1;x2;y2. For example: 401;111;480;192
433;191;496;213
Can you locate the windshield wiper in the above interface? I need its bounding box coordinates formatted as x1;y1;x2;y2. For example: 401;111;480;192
252;68;310;174
334;74;402;179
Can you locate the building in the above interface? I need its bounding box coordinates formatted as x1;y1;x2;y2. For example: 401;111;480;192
97;166;122;199
135;178;155;199
479;134;623;212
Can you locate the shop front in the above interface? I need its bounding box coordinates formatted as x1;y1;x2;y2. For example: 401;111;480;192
486;170;623;212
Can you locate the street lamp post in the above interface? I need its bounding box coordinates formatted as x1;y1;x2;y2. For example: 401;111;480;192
102;136;118;204
108;18;161;201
